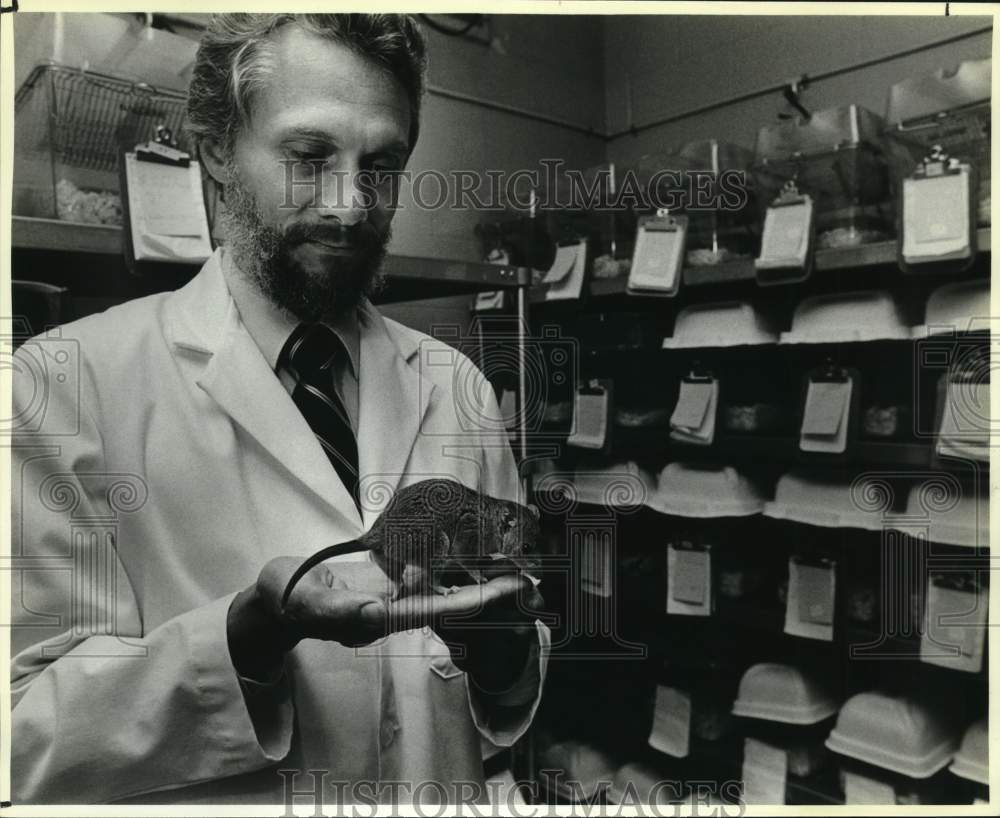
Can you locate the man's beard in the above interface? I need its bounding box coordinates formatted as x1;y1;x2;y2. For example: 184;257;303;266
220;161;389;322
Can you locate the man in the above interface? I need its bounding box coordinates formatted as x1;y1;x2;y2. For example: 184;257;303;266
10;13;547;805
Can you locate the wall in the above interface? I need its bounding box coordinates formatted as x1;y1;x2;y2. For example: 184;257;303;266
392;15;606;262
11;13;607;335
603;15;992;169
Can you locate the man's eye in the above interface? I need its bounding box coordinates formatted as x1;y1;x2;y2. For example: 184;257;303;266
285;146;329;162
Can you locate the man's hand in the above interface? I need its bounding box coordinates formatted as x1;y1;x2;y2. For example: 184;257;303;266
227;557;395;682
389;574;545;696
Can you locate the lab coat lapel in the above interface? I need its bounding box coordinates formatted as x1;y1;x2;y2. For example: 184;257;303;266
356;303;435;524
165;252;363;530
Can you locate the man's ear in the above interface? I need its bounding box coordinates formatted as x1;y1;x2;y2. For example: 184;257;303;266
199;138;229;186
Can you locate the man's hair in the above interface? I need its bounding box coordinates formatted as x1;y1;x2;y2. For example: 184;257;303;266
186;13;427;157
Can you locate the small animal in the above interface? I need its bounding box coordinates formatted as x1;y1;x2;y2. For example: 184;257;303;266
281;479;540;609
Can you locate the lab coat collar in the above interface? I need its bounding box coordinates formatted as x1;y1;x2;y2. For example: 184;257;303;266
164;249;434;528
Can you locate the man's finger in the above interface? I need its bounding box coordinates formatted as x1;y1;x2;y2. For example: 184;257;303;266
386;574;543;630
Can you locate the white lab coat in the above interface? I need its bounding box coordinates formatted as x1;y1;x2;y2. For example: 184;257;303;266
10;251;548;805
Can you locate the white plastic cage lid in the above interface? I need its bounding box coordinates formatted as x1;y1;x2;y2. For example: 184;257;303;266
912;280;992;338
763;471;890;530
825;692;961;779
781;290;913;344
536;740;616;801
608;763;677;806
885;482;989;548
732;663;842;725
949;719;988;785
662;301;780;349
646;462;766;518
887;58;992;125
570;461;653;507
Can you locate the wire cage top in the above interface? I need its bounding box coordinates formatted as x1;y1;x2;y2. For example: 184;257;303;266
16;62;190;173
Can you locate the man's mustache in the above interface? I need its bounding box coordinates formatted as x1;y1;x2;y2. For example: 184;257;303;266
283;221;383;251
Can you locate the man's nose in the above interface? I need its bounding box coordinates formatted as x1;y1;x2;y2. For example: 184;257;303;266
315;169;369;227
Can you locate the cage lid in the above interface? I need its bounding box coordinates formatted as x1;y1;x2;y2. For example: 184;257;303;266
912;279;992;337
885;482;989;548
949;719;988;785
732;663;842;725
825;692;960;779
646;463;766;518
536;741;616;802
755;105;885;162
662;301;780;349
571;461;653;507
887;58;991;126
608;762;676;806
763;471;890;530
781;290;913;344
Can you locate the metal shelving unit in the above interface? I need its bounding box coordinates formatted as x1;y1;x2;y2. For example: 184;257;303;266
575;228;992;299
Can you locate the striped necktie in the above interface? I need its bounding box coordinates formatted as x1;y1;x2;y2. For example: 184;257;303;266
280;323;361;513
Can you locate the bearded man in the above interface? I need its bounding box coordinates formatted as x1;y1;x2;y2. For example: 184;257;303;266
10;13;547;806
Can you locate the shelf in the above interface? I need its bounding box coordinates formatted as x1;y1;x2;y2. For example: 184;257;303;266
379;255;530;303
815;228;992;272
566;227;992;300
12;216;124;255
11;216;532;303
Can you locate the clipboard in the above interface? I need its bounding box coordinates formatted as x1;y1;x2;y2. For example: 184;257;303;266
627;210;687;296
567;378;613;452
666;540;712;617
539;239;588;302
669;365;719;446
920;570;987;673
784;553;837;642
900;147;977;274
799;360;860;456
119;127;215;276
755;181;815;286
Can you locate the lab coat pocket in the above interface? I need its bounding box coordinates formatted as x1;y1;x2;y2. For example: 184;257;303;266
428;652;465;681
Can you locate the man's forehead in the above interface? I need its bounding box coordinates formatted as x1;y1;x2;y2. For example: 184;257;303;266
249;24;411;143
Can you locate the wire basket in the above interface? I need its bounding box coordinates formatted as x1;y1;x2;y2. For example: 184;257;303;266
14;62;189;223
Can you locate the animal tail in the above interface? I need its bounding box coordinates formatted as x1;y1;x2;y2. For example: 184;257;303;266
280;540;371;609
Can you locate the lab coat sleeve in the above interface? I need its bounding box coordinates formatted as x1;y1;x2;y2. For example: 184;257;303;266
9;345;293;804
466;372;550;747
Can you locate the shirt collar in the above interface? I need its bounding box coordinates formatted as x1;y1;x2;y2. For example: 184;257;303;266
221;246;360;377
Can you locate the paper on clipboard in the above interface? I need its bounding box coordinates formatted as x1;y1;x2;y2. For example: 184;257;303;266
920;581;987;673
667;544;711;616
902;171;972;262
741;738;787;805
543;242;587;301
756;198;813;269
844;772;896;804
648;685;691;758
628;219;686;293
800;377;852;454
784;557;836;641
567;385;609;449
937;378;989;461
543;244;580;284
670;379;718;445
125;153;213;263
